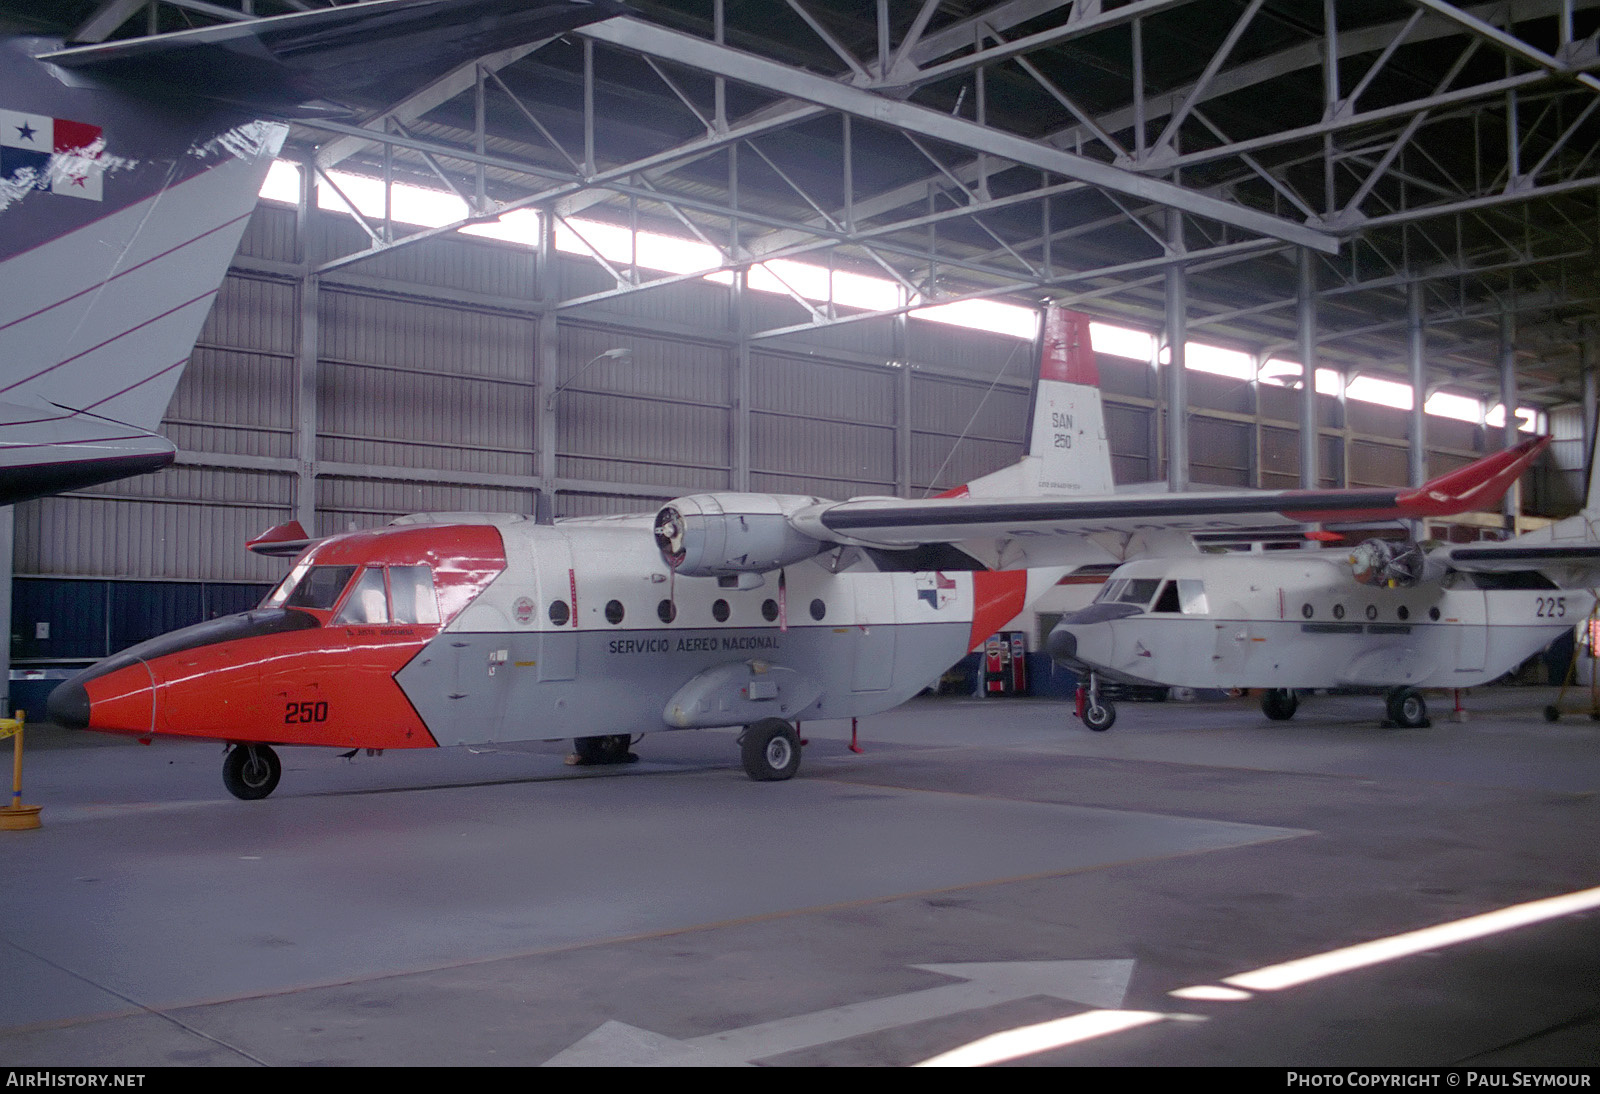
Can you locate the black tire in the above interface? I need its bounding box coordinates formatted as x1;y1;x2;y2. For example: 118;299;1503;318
741;718;801;781
1544;705;1561;723
223;744;281;800
1083;700;1116;732
573;734;633;765
1386;687;1429;729
1262;689;1299;721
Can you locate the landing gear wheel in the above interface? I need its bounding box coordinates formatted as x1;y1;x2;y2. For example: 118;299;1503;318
741;718;801;781
1544;705;1561;723
1385;687;1429;729
572;734;635;765
1083;699;1116;732
223;744;281;800
1262;689;1299;721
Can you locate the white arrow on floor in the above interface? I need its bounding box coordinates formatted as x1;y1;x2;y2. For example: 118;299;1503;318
541;958;1135;1067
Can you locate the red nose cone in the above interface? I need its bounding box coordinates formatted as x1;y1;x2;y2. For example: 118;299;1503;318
78;663;156;735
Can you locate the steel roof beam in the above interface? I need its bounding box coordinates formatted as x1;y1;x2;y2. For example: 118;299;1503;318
578;16;1338;252
1407;0;1600;92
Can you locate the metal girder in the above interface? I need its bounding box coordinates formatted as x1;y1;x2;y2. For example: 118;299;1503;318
315;41;556;169
1408;0;1600;92
577;16;1339;252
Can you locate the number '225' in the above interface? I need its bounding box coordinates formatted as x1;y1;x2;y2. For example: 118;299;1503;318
1536;596;1567;618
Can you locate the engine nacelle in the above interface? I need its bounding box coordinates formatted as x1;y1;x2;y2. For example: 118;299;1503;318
653;493;830;577
1348;538;1444;588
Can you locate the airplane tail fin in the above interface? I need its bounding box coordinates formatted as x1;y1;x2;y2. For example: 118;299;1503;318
0;34;284;436
945;306;1115;500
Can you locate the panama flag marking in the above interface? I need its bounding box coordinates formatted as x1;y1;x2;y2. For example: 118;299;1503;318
916;571;957;610
1;109;104;200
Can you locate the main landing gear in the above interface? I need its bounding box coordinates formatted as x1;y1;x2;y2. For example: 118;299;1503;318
1384;686;1430;729
1261;689;1299;721
740;718;802;781
223;744;281;800
569;734;637;766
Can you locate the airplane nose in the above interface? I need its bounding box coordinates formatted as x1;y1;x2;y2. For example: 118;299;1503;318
47;679;89;729
46;661;155;735
1046;625;1077;664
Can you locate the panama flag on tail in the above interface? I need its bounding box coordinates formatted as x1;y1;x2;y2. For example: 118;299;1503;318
0;110;103;201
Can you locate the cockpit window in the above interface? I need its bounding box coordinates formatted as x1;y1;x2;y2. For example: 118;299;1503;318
282;566;357;611
1177;579;1209;615
1094;578;1162;607
334;568;389;625
388;565;441;625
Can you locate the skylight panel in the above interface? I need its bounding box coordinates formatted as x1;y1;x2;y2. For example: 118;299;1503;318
1345;374;1414;411
910;299;1038;340
1186;342;1254;380
1090;323;1153;361
1424;391;1482;423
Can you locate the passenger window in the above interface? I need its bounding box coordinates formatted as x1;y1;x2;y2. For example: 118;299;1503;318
388;565;441;625
284;565;357;611
334;568;389;625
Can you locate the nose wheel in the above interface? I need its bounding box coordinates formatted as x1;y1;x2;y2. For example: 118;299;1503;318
1075;675;1116;732
223;744;281;800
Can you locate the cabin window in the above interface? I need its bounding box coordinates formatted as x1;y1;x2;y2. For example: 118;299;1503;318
810;598;826;621
334;568;390;625
712;599;731;623
605;600;625;625
283;566;357;611
549;600;570;626
761;599;779;622
657;599;676;624
389;565;441;625
1151;582;1181;613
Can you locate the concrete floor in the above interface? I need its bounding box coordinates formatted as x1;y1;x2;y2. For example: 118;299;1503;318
0;685;1596;1067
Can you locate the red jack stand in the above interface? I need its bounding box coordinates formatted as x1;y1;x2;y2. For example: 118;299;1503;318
849;717;863;754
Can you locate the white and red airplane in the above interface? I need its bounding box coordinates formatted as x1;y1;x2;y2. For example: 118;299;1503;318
47;307;1547;798
1047;450;1599;732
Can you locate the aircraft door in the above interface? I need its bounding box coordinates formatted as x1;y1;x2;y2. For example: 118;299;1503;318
532;531;578;682
851;573;898;692
1210;598;1254;680
1451;590;1488;672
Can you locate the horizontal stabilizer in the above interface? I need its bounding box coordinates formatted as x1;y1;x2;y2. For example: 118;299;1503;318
0;401;173;505
247;520;315;557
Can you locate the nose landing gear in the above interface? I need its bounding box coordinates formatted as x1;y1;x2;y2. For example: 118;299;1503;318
223;744;281;800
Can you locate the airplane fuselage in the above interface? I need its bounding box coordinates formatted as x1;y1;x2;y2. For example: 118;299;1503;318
51;514;1038;750
1048;553;1589;691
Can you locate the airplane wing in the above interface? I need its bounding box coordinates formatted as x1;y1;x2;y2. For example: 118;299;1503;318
1440;538;1600;588
787;436;1550;570
43;0;629;114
